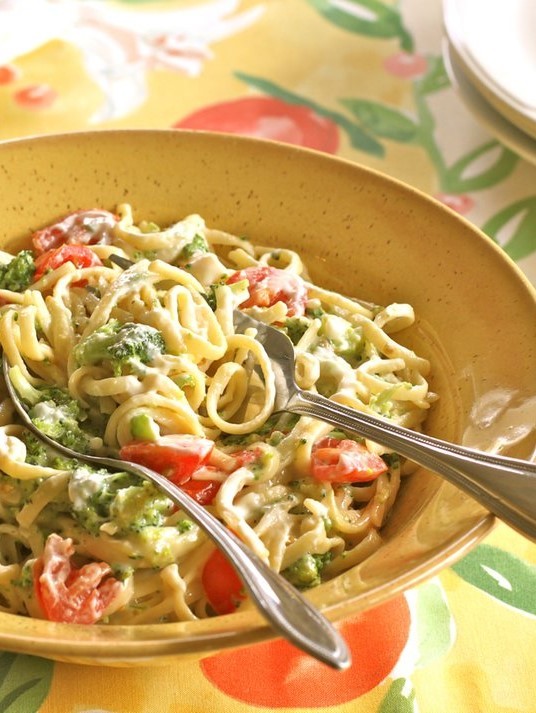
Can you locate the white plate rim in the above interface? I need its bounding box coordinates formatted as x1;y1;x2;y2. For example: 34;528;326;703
442;0;536;137
442;39;536;166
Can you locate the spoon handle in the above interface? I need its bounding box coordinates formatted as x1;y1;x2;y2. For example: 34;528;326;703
288;389;536;542
86;455;350;670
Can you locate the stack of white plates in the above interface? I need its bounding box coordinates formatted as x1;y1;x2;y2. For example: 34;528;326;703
442;0;536;165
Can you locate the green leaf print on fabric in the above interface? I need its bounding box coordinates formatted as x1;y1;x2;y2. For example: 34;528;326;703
414;581;453;668
483;196;536;261
235;72;385;156
441;141;519;192
378;678;416;713
340;99;419;141
451;544;536;615
305;0;520;200
416;55;450;96
0;652;53;713
306;0;413;52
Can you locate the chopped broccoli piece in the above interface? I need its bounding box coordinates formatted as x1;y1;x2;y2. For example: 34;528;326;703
305;306;324;319
21;432;50;467
203;280;225;311
0;250;35;292
285;317;309;345
130;413;160;441
9;366;88;422
21;431;79;470
282;552;333;590
177;519;194;533
334;327;364;365
9;369;93;454
173;373;196;389
28;398;91;454
69;467;172;535
318;315;364;367
73;319;166;375
11;561;35;589
180;233;208;260
132;249;157;261
111;482;172;533
111;564;134;582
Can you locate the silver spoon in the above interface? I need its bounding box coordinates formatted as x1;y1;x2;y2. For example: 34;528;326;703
233;311;536;542
2;357;350;670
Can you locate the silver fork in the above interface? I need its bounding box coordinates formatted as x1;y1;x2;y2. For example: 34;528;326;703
234;311;536;542
2;356;350;671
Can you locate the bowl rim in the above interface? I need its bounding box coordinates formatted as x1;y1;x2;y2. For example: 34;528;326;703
4;127;535;299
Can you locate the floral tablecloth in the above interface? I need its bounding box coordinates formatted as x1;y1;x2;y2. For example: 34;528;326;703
0;1;535;711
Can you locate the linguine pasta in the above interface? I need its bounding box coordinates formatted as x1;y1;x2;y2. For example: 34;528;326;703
0;205;435;624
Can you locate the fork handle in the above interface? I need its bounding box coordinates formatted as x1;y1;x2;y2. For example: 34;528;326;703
288;389;536;542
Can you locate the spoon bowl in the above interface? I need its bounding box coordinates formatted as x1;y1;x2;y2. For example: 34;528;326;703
234;311;536;542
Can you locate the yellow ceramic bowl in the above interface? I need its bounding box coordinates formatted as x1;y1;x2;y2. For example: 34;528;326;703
0;130;534;666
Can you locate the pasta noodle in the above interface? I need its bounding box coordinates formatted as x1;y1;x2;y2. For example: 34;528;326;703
0;205;436;624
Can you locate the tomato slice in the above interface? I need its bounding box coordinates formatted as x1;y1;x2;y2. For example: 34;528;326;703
227;265;307;317
180;478;221;505
311;437;388;483
33;244;103;281
119;435;214;486
34;534;122;625
31;209;117;254
202;548;247;615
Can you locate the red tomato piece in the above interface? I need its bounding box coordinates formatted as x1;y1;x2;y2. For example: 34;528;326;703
180;478;221;505
173;96;339;154
202;548;247;615
31;209;117;254
119;434;214;485
33;244;103;282
311;437;388;483
228;447;262;470
34;534;122;625
227;265;307;317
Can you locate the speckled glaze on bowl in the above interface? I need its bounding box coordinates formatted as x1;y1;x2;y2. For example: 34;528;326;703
0;130;534;665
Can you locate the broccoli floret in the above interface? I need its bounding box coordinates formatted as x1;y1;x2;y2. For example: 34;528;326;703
28;399;91;454
21;432;80;470
9;366;84;412
282;552;333;590
10;368;93;454
180;233;208;260
21;432;50;467
0;250;35;292
73;319;166;375
69;467;172;535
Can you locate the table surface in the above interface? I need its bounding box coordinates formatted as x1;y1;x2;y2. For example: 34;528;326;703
1;1;535;712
